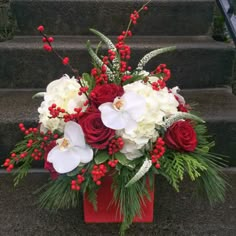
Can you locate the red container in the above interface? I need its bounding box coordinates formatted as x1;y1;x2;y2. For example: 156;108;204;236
83;175;154;223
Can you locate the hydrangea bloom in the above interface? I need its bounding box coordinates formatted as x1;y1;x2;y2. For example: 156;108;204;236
118;81;179;159
38;74;87;132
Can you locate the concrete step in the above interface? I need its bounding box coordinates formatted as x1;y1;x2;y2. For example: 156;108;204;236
0;168;235;235
0;36;234;88
11;0;215;36
0;87;236;166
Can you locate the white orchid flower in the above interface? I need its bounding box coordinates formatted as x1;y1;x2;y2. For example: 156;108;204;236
98;91;146;132
47;121;93;174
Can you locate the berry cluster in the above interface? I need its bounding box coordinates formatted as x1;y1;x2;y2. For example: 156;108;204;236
150;137;165;169
115;32;132;73
151;79;166;91
48;104;65;118
130;5;148;25
3;159;14;172
155;64;171;82
71;174;85;191
121;74;132;83
91;66;108;84
130;10;140;25
108;159;119;168
48;101;88;123
151;64;171;91
116;31;132;61
108;137;124;155
91;164;107;185
3;125;61;172
37;25;72;67
78;86;89;96
108;49;116;61
30;148;43;161
19;123;38;135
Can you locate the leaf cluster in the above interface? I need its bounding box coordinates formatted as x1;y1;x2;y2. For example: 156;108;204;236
158;123;227;205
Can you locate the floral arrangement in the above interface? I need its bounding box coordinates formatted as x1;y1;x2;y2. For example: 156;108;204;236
3;1;226;235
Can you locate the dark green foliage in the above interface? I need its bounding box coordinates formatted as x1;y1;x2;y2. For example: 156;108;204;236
159;123;227;204
39;176;81;210
112;168;153;235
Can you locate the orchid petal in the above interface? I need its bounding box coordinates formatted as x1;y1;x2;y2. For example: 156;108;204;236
47;146;81;174
78;145;93;163
124;118;137;133
99;103;126;130
64;121;86;148
122;91;146;121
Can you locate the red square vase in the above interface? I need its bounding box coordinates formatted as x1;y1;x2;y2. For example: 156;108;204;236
83;175;154;223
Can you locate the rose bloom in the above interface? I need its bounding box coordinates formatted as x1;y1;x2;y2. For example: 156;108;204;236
90;84;124;107
79;108;115;149
164;120;198;152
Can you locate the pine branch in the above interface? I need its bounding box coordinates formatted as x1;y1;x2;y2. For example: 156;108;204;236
193;150;228;205
112;169;153;235
39;176;80;210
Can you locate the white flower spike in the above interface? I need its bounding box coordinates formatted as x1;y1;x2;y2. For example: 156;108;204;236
99;91;146;132
47;121;93;174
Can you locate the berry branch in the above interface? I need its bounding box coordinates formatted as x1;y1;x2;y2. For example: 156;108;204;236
37;26;90;100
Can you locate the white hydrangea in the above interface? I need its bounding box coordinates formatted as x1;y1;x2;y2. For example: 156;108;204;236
38;74;87;132
118;80;179;160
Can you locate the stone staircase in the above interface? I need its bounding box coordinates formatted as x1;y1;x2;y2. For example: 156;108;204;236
0;0;236;235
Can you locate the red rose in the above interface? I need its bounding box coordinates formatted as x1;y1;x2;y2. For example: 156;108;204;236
44;141;59;180
79;108;115;149
90;84;124;107
164;121;197;152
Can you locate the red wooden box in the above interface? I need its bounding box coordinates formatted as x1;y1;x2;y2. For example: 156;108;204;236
83;175;154;223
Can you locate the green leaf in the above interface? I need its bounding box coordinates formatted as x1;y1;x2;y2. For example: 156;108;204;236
66;167;80;177
94;150;109;164
32;92;45;99
86;40;114;80
89;28;117;51
136;46;176;71
114;153;136;169
82;73;95;92
114;152;128;165
122;74;146;86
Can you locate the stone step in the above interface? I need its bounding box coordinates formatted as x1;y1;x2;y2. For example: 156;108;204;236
0;168;235;235
0;36;234;88
11;0;215;36
0;87;236;166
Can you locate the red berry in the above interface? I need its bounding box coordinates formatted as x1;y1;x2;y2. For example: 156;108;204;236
71;185;76;190
11;153;16;158
155;163;160;169
43;44;52;52
37;25;44;32
62;57;69;65
48;37;54;43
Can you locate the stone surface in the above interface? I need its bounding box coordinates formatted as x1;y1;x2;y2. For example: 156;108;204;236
10;0;214;36
0;87;236;166
0;36;234;88
0;169;235;235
